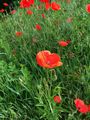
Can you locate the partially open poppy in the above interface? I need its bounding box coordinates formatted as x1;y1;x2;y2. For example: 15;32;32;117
51;2;61;11
35;24;42;30
45;2;51;10
36;50;63;68
74;98;89;114
3;3;9;7
10;10;16;14
86;4;90;13
0;9;5;13
42;13;45;18
16;31;23;37
58;41;68;47
40;0;50;3
54;96;61;104
20;0;34;8
26;10;33;15
88;105;90;112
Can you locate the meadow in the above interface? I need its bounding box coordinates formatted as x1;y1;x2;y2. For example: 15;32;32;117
0;0;90;119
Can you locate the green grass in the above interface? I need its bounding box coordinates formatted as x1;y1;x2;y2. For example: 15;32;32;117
0;0;90;119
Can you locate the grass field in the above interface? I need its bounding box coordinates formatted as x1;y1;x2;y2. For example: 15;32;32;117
0;0;90;119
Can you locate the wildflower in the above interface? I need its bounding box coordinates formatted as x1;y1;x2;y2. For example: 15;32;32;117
36;50;63;68
88;105;90;112
16;32;23;37
74;98;89;114
42;14;45;18
58;41;69;47
86;4;90;13
45;2;51;10
40;0;50;3
0;9;5;13
20;0;34;8
35;24;42;30
10;10;16;14
54;96;61;104
51;2;61;11
3;3;9;7
26;10;33;15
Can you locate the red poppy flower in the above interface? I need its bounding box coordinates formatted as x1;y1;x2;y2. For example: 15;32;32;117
42;14;45;18
74;98;89;114
88;105;90;112
58;41;68;47
20;0;34;8
40;0;50;3
26;10;33;15
51;2;61;11
0;9;5;13
86;4;90;13
3;3;9;7
36;50;63;68
10;10;16;14
35;24;42;30
78;105;88;114
45;2;51;10
54;96;61;104
16;32;23;37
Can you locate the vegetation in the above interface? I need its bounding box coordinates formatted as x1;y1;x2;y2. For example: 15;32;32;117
0;0;90;119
